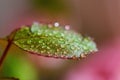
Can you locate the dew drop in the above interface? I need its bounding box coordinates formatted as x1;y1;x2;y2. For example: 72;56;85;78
42;46;45;49
55;44;58;46
27;40;32;44
52;41;55;44
38;40;42;43
47;46;50;49
60;45;64;48
31;22;40;33
63;51;67;54
61;55;64;58
57;49;60;52
47;51;50;54
83;46;88;50
53;31;57;34
60;33;64;37
30;45;34;48
54;22;59;27
80;53;86;58
49;33;52;36
40;51;44;53
54;53;58;55
65;25;70;30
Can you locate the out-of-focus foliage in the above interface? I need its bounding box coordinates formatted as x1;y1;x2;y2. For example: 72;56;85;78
31;0;68;14
0;40;38;80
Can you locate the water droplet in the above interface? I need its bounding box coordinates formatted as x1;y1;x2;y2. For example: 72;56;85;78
31;22;40;33
40;51;44;53
65;25;70;30
45;34;49;37
37;31;42;35
53;31;57;34
54;52;58;55
55;44;58;46
52;41;55;44
42;43;45;45
42;46;45;48
47;46;50;49
27;40;32;44
47;51;50;54
60;45;64;48
38;40;42;43
54;22;59;27
48;24;53;28
70;47;75;50
83;46;87;50
30;45;34;48
49;33;52;36
57;49;60;52
80;54;86;58
60;33;64;37
61;55;64;58
63;51;67;54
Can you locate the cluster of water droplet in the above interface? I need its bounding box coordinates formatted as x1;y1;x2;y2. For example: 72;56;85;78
13;22;97;59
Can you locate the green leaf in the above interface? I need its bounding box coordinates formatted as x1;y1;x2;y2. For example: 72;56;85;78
0;77;19;80
13;22;97;59
0;51;39;80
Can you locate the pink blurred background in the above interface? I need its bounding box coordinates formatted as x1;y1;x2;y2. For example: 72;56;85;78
0;0;120;80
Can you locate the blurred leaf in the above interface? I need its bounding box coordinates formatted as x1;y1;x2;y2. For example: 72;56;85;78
0;39;38;80
0;50;38;80
0;38;24;55
31;0;68;13
13;22;97;60
0;77;19;80
0;39;7;49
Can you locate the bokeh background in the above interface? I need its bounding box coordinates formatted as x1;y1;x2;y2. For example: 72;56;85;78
0;0;120;80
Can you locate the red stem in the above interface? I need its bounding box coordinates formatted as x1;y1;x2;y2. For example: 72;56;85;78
0;39;13;68
0;30;16;69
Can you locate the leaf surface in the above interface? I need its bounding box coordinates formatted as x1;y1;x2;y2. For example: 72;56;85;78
13;23;97;59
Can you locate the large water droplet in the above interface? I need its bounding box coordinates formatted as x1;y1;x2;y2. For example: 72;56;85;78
31;22;40;33
54;22;59;27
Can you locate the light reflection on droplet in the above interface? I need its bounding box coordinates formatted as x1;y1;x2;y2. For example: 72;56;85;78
65;25;70;30
54;22;59;27
33;22;40;26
